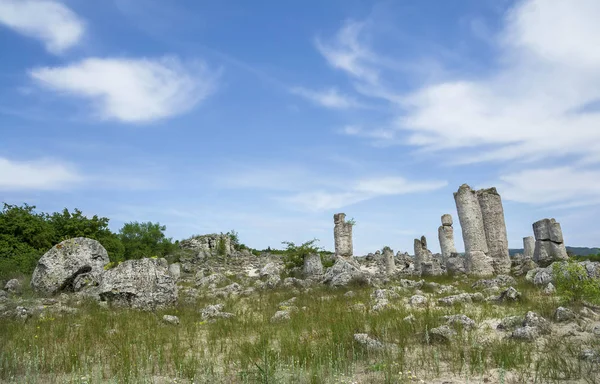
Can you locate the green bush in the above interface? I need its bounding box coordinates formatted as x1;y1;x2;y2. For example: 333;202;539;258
281;239;323;271
552;261;600;304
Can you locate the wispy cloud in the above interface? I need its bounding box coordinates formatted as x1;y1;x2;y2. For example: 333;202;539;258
0;0;85;54
0;157;82;190
29;56;219;123
315;0;600;166
291;87;364;109
498;166;600;208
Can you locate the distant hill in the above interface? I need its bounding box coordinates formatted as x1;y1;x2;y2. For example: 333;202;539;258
509;247;600;257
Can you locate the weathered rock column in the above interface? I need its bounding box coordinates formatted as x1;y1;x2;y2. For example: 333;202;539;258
532;218;568;267
477;187;511;275
454;184;494;276
438;214;457;264
523;236;535;259
382;247;395;276
415;236;441;276
334;213;353;258
413;237;425;273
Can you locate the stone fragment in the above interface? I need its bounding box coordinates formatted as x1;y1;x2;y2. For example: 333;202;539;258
497;316;523;330
554;307;576;322
498;286;521;302
477;187;511;275
32;237;109;295
168;263;181;281
354;333;398;352
4;279;21;294
162;315;180;325
322;257;369;287
409;295;428;307
523;311;551;334
201;304;234;322
446;254;466;275
512;326;539;341
543;282;556;295
441;214;453;226
442;314;476;330
271;310;291;322
99;258;177;310
333;213;353;258
428;325;456;343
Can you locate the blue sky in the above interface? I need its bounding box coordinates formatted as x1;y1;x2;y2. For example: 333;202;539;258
1;0;600;255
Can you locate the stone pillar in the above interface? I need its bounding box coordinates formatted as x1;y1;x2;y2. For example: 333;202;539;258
438;214;457;264
523;236;535;259
532;218;568;267
334;213;353;258
477;187;511;275
454;184;494;276
413;238;424;273
383;247;395;275
414;236;441;276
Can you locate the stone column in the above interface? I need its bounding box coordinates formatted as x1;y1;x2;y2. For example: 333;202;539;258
382;247;395;276
413;238;424;273
532;218;568;267
477;187;511;275
334;213;353;258
454;184;494;276
415;236;441;276
438;214;457;264
523;236;535;259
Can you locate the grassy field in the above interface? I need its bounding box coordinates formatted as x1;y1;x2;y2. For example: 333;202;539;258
1;275;599;383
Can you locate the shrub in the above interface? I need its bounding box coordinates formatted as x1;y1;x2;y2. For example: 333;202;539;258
281;239;323;270
552;261;600;304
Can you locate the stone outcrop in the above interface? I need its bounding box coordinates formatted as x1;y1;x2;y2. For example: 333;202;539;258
333;213;353;258
414;236;442;276
477;188;511;274
523;236;535;259
303;253;323;278
99;258;177;310
383;247;395;276
322;257;368;287
179;234;235;258
532;218;569;267
31;237;109;295
438;214;457;264
454;185;494;276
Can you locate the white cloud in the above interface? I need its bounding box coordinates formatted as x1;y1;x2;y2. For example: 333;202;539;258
340;125;395;140
291;87;363;109
0;157;82;190
0;0;84;54
498;167;600;208
317;0;600;165
30;56;218;123
283;176;447;211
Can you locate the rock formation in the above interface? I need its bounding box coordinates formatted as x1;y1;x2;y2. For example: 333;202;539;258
99;258;178;310
414;236;441;276
31;237;109;295
454;185;494;276
303;253;324;278
532;218;569;267
477;188;511;274
438;214;457;264
334;213;353;258
382;247;395;276
523;236;535;259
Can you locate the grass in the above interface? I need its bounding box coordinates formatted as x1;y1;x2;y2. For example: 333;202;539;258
0;276;599;383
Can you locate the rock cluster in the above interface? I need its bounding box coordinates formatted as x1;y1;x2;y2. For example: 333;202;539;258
532;218;569;267
414;236;442;276
333;213;353;258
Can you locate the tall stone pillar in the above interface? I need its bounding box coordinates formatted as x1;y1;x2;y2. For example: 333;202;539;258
382;247;395;276
523;236;535;259
532;218;568;267
334;213;353;258
438;214;457;264
477;188;511;275
414;236;441;276
454;184;494;276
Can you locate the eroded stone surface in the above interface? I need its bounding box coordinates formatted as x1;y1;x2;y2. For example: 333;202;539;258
334;213;353;258
477;188;511;275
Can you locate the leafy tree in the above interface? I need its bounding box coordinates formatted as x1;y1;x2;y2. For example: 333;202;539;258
0;203;55;251
118;221;176;260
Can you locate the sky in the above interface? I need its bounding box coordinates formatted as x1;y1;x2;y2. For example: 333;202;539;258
1;0;600;255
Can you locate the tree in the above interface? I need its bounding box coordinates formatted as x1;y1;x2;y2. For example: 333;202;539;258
281;239;323;270
118;221;176;260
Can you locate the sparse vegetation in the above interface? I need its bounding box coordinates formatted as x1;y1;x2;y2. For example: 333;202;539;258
281;238;323;270
552;261;600;304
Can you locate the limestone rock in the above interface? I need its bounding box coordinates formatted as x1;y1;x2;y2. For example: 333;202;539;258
497;316;524;331
382;247;395;276
454;184;489;256
466;251;495;277
532;218;569;267
409;295;428;307
31;237;109;295
201;304;234;322
438;223;456;263
4;279;21;294
523;311;551;334
443;314;476;330
354;333;397;352
446;254;466;275
498;287;521;302
99;258;177;310
523;237;535;258
168;263;181;281
512;326;540;341
543;282;556;295
322;257;368;287
259;262;282;278
333;213;353;258
271;310;291;322
303;254;323;277
162;315;180;325
554;307;576;322
441;214;453;226
477;187;511;275
429;325;456;343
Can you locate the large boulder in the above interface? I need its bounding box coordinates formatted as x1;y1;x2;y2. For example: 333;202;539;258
99;258;177;310
322;257;369;287
303;253;324;277
31;237;109;295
